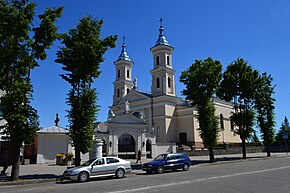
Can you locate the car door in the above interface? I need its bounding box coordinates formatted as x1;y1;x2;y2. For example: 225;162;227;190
164;155;177;170
105;158;120;175
90;158;106;176
175;154;184;169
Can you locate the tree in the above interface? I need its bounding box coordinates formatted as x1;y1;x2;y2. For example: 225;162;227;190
217;58;259;159
0;0;63;180
249;130;260;143
254;73;276;157
275;117;290;145
180;57;222;162
56;16;117;166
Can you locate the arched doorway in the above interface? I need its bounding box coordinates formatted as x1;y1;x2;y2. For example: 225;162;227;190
146;139;152;158
118;133;135;159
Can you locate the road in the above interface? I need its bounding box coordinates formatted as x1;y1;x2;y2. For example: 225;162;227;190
1;157;290;193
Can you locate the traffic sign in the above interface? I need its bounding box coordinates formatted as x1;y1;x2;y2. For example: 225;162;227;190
282;133;289;140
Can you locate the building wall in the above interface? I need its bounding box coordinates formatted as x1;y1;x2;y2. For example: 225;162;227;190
37;134;71;163
108;89;241;155
155;142;176;154
164;104;177;142
174;100;241;149
215;102;241;144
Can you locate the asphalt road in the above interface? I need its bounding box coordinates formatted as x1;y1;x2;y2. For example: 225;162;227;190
1;157;290;193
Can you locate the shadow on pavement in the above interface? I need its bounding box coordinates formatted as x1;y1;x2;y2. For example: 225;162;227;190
19;174;61;180
0;174;61;182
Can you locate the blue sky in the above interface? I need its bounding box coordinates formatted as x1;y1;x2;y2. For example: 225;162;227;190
30;0;290;132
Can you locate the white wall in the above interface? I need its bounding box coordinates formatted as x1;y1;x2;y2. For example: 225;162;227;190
155;142;176;156
37;134;71;164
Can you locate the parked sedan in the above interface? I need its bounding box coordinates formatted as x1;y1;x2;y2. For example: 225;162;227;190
62;157;132;182
142;153;191;174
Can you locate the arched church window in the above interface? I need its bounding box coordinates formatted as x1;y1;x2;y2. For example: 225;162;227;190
127;88;130;94
127;69;130;78
117;89;120;97
156;56;159;65
117;70;120;78
168;77;171;88
156;77;160;88
167;56;170;66
220;114;224;131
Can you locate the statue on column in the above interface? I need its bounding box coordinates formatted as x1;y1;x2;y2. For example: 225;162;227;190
125;100;130;113
108;109;115;120
54;113;60;126
133;77;138;90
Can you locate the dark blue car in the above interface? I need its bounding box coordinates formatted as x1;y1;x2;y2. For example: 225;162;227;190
142;153;191;174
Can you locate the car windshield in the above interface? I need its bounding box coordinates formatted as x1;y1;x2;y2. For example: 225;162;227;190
154;154;167;161
81;159;96;166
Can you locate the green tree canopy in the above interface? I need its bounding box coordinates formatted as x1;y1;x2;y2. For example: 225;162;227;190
56;16;117;166
0;0;63;180
217;58;260;159
254;72;276;156
180;57;222;162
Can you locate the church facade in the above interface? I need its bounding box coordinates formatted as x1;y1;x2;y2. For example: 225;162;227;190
97;21;241;159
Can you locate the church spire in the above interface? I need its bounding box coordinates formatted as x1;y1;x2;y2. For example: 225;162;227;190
154;18;170;47
113;37;134;105
118;36;130;61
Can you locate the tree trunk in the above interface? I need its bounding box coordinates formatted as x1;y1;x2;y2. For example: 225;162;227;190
208;146;215;162
266;146;271;157
74;147;81;166
10;147;20;181
241;138;247;159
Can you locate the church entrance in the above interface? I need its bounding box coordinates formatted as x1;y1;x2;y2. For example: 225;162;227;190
179;132;187;145
118;133;136;159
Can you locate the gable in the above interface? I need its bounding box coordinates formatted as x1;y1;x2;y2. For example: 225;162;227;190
107;113;147;126
118;89;151;105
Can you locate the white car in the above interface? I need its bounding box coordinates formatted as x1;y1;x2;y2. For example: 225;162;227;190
62;157;132;182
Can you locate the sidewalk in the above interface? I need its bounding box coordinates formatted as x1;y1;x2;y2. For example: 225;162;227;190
0;152;288;186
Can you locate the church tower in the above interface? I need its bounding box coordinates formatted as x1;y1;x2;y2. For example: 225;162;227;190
150;19;176;97
113;37;134;105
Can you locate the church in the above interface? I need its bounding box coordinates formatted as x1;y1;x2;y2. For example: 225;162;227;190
96;20;241;159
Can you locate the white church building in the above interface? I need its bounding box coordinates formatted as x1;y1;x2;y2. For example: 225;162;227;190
96;21;241;159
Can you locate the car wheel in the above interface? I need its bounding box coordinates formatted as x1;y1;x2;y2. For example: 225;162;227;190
78;171;89;182
183;163;189;171
116;168;125;178
157;166;164;174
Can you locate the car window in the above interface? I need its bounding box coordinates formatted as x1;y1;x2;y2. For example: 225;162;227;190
94;158;105;165
166;155;174;160
81;159;96;166
172;155;178;159
175;154;183;159
154;154;166;161
106;158;119;164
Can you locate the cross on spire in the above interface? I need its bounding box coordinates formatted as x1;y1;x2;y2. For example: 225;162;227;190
122;36;125;44
159;18;163;27
154;18;169;46
118;35;130;61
